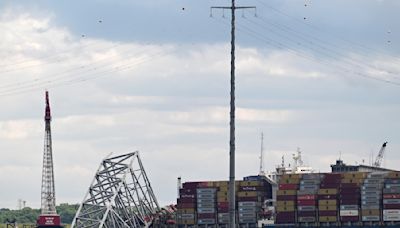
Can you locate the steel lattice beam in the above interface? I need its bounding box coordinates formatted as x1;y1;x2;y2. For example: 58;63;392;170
71;152;160;228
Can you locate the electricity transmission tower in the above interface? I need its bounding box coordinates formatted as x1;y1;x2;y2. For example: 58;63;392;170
211;1;255;227
71;152;160;228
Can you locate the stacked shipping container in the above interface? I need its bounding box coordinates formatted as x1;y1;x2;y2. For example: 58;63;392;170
318;173;341;224
176;178;271;227
275;171;400;226
177;182;198;225
383;171;400;223
361;172;386;223
339;172;365;224
197;187;217;225
275;174;300;225
298;174;320;224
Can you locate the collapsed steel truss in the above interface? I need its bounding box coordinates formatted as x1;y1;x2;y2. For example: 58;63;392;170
71;152;160;228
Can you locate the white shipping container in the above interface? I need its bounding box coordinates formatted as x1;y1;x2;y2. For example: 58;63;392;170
177;214;195;219
340;210;359;216
362;216;380;221
197;188;217;194
383;215;400;221
383;209;400;215
238;207;256;212
383;199;400;204
238;201;257;207
197;208;215;213
340;205;358;210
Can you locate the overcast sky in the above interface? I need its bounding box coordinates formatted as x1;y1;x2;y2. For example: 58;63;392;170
0;0;400;209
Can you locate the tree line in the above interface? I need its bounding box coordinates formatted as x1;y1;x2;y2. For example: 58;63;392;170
0;204;78;224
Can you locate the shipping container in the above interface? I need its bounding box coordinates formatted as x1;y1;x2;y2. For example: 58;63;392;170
319;216;337;222
297;189;318;195
340;205;359;210
297;205;316;211
318;188;338;195
197;213;215;219
276;200;295;207
277;190;296;196
297;194;316;200
297;217;316;223
277;195;296;201
340;216;359;222
340;210;359;216
318;210;337;216
197;218;216;225
297;211;316;217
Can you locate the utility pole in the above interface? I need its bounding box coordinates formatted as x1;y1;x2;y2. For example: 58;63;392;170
259;132;265;176
211;2;255;227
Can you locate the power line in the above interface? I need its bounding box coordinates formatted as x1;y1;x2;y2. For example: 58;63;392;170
212;17;400;86
242;17;400;81
256;0;400;63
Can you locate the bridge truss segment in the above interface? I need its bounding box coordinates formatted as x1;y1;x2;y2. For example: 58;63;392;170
71;151;160;228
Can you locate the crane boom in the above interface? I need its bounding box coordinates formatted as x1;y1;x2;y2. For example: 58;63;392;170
373;141;388;167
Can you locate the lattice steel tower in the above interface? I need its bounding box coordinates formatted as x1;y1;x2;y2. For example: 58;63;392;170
38;91;62;227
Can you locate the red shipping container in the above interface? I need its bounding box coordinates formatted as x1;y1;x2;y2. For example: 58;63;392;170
297;211;316;217
218;202;229;208
340;216;359;222
182;182;200;189
320;183;340;188
340;199;359;205
239;186;266;191
318;195;337;200
340;194;360;200
177;203;196;209
198;213;216;219
340;188;360;194
384;194;400;199
180;188;196;194
218;207;229;213
197;182;211;188
276;212;296;224
324;173;342;179
279;184;298;190
340;183;359;188
297;195;316;200
179;193;195;199
319;210;337;216
297;200;316;206
277;195;296;201
384;204;400;209
177;198;196;203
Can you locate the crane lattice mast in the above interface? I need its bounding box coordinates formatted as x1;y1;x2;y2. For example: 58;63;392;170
373;141;388;167
38;91;61;227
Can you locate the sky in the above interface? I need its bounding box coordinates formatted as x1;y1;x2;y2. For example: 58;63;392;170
0;0;400;209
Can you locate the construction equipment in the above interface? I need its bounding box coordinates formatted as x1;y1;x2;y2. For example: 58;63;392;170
71;152;160;228
373;141;388;167
37;91;62;228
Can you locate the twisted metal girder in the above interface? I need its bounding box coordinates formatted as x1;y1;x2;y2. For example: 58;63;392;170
71;152;160;228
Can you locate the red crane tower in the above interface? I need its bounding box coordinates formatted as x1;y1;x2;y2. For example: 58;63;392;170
37;91;62;228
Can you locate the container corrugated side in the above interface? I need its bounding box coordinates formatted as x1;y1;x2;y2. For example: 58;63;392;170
340;210;359;216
